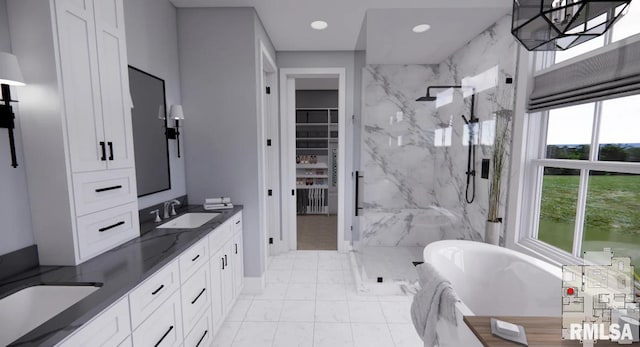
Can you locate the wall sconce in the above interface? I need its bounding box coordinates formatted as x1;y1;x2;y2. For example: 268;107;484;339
166;105;184;158
0;52;26;168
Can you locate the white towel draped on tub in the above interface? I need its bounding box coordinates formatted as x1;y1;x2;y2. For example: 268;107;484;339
411;262;459;347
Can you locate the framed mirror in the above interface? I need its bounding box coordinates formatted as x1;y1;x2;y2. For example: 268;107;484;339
128;66;171;197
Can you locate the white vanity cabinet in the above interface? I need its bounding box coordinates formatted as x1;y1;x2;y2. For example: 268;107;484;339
7;0;139;266
232;212;244;296
129;261;181;328
54;0;134;173
209;244;225;330
208;215;244;330
132;290;183;347
54;211;245;347
180;264;211;335
183;310;214;347
57;297;131;347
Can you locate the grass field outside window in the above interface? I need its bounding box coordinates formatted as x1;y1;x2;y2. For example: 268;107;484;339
539;173;640;271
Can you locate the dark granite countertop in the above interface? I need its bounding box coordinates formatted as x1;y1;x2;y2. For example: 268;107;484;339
0;205;243;347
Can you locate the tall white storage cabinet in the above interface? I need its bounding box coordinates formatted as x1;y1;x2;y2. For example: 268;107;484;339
7;0;139;265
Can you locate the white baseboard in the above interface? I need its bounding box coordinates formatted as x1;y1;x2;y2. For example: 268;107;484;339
242;275;265;294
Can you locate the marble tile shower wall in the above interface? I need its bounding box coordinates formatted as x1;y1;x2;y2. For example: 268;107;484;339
360;15;517;247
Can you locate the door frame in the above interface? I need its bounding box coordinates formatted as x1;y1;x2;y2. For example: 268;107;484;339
279;68;348;252
258;41;279;269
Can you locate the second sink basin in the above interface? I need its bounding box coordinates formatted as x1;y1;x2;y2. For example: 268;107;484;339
0;284;100;346
158;212;220;229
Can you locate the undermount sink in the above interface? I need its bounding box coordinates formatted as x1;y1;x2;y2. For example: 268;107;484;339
158;212;220;229
0;284;100;346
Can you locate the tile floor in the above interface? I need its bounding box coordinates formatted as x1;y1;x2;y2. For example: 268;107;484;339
211;251;423;347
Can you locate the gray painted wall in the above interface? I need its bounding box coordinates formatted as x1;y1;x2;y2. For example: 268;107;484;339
0;0;10;51
124;0;187;209
0;0;35;256
276;51;356;241
178;8;273;278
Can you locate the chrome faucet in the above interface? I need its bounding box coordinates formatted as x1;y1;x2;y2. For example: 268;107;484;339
163;199;181;219
170;199;181;216
150;209;161;222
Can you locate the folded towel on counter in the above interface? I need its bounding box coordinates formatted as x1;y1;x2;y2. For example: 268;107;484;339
205;197;231;204
205;203;232;208
411;262;459;347
204;203;234;210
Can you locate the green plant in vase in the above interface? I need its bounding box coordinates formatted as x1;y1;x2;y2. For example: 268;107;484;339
486;108;512;245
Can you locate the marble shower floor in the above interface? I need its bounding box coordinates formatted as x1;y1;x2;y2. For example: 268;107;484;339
212;250;422;347
357;246;425;284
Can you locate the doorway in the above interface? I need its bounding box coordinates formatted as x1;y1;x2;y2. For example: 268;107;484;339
295;80;339;250
279;68;349;253
258;42;279;269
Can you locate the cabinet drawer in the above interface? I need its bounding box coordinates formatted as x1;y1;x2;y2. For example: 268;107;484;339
208;221;233;254
179;237;209;283
76;202;139;261
57;297;130;347
129;260;180;328
183;310;213;347
133;290;183;347
181;264;211;335
73;168;137;216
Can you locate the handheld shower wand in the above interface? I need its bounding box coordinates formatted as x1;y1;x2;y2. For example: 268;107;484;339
462;113;478;204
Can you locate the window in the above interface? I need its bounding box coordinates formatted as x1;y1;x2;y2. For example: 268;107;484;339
538;1;640;67
612;1;640;42
528;94;640;275
554;35;605;64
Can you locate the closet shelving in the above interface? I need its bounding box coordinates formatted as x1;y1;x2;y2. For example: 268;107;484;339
296;162;328;186
296;108;338;215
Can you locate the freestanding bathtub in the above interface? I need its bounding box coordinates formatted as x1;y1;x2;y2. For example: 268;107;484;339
423;240;563;347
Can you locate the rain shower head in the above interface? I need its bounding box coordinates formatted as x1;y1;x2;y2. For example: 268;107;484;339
416;85;463;103
416;95;437;102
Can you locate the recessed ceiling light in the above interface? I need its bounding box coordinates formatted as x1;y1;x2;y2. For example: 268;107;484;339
311;20;328;30
412;24;431;33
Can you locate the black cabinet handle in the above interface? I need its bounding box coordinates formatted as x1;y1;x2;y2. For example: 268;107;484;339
191;288;206;304
99;142;106;161
221;257;225;270
235;243;238;254
235;220;240;225
224;254;228;267
154;325;173;347
191;254;200;262
151;284;164;295
95;185;122;193
107;142;114;160
196;330;208;347
98;221;125;232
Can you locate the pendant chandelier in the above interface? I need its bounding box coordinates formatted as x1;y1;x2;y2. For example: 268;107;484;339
512;0;632;51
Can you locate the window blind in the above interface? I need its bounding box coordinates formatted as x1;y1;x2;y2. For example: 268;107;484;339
528;37;640;112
